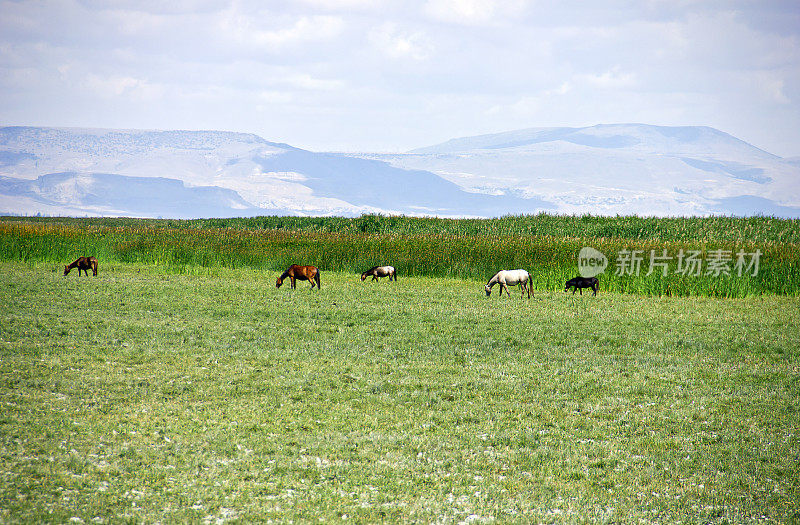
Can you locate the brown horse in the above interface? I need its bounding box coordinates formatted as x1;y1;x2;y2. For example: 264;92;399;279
64;256;98;277
276;265;321;290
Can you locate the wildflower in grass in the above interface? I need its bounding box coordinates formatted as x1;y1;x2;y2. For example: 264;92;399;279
705;249;732;277
675;249;702;276
734;249;762;277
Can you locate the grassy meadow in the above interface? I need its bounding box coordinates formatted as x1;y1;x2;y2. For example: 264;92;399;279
1;259;798;523
0;214;799;523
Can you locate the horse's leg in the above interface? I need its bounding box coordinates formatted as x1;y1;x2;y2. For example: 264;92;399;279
579;288;583;295
290;276;296;289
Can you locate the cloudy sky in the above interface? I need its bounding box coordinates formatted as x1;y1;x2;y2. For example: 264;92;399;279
1;0;798;156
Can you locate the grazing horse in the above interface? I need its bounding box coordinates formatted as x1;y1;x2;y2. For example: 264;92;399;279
485;269;532;298
64;256;98;277
276;265;321;290
361;265;397;282
564;276;598;296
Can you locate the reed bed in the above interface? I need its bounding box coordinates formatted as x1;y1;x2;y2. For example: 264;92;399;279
1;215;798;297
5;213;799;243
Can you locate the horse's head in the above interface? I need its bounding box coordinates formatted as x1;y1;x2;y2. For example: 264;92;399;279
484;284;492;296
276;277;283;288
360;272;367;281
63;266;70;276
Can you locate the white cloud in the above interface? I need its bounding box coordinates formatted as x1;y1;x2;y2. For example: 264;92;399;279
107;9;168;35
220;10;344;49
578;67;637;89
0;0;798;156
368;23;432;60
283;74;344;91
751;71;790;104
423;0;529;25
293;0;386;10
84;74;164;100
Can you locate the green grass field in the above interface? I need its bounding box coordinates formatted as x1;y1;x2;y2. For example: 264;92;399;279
1;261;798;523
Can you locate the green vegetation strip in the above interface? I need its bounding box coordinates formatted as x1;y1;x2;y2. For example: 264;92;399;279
5;213;799;244
0;262;797;522
1;215;798;297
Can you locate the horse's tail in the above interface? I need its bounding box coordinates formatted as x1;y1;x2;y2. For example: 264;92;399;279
315;270;321;290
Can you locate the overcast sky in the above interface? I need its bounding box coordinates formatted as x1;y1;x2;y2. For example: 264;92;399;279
1;0;798;156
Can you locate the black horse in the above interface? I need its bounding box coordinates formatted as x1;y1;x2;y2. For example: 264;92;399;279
565;276;598;296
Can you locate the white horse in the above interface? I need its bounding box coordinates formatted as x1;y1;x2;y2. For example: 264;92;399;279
361;265;397;282
485;269;532;298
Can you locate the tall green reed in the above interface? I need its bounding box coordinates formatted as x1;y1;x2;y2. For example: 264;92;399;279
1;217;797;298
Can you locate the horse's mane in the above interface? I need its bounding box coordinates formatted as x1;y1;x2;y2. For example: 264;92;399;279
279;266;294;280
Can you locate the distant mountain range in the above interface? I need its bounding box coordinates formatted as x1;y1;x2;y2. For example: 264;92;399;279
1;124;798;218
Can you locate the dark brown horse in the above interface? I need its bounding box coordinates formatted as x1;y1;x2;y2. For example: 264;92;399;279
361;265;397;282
64;256;98;277
276;265;321;290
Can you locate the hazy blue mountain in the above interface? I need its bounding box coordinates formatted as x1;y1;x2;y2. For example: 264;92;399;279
362;123;799;218
252;149;553;216
409;124;777;158
0;124;797;218
0;172;280;219
0;126;555;218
